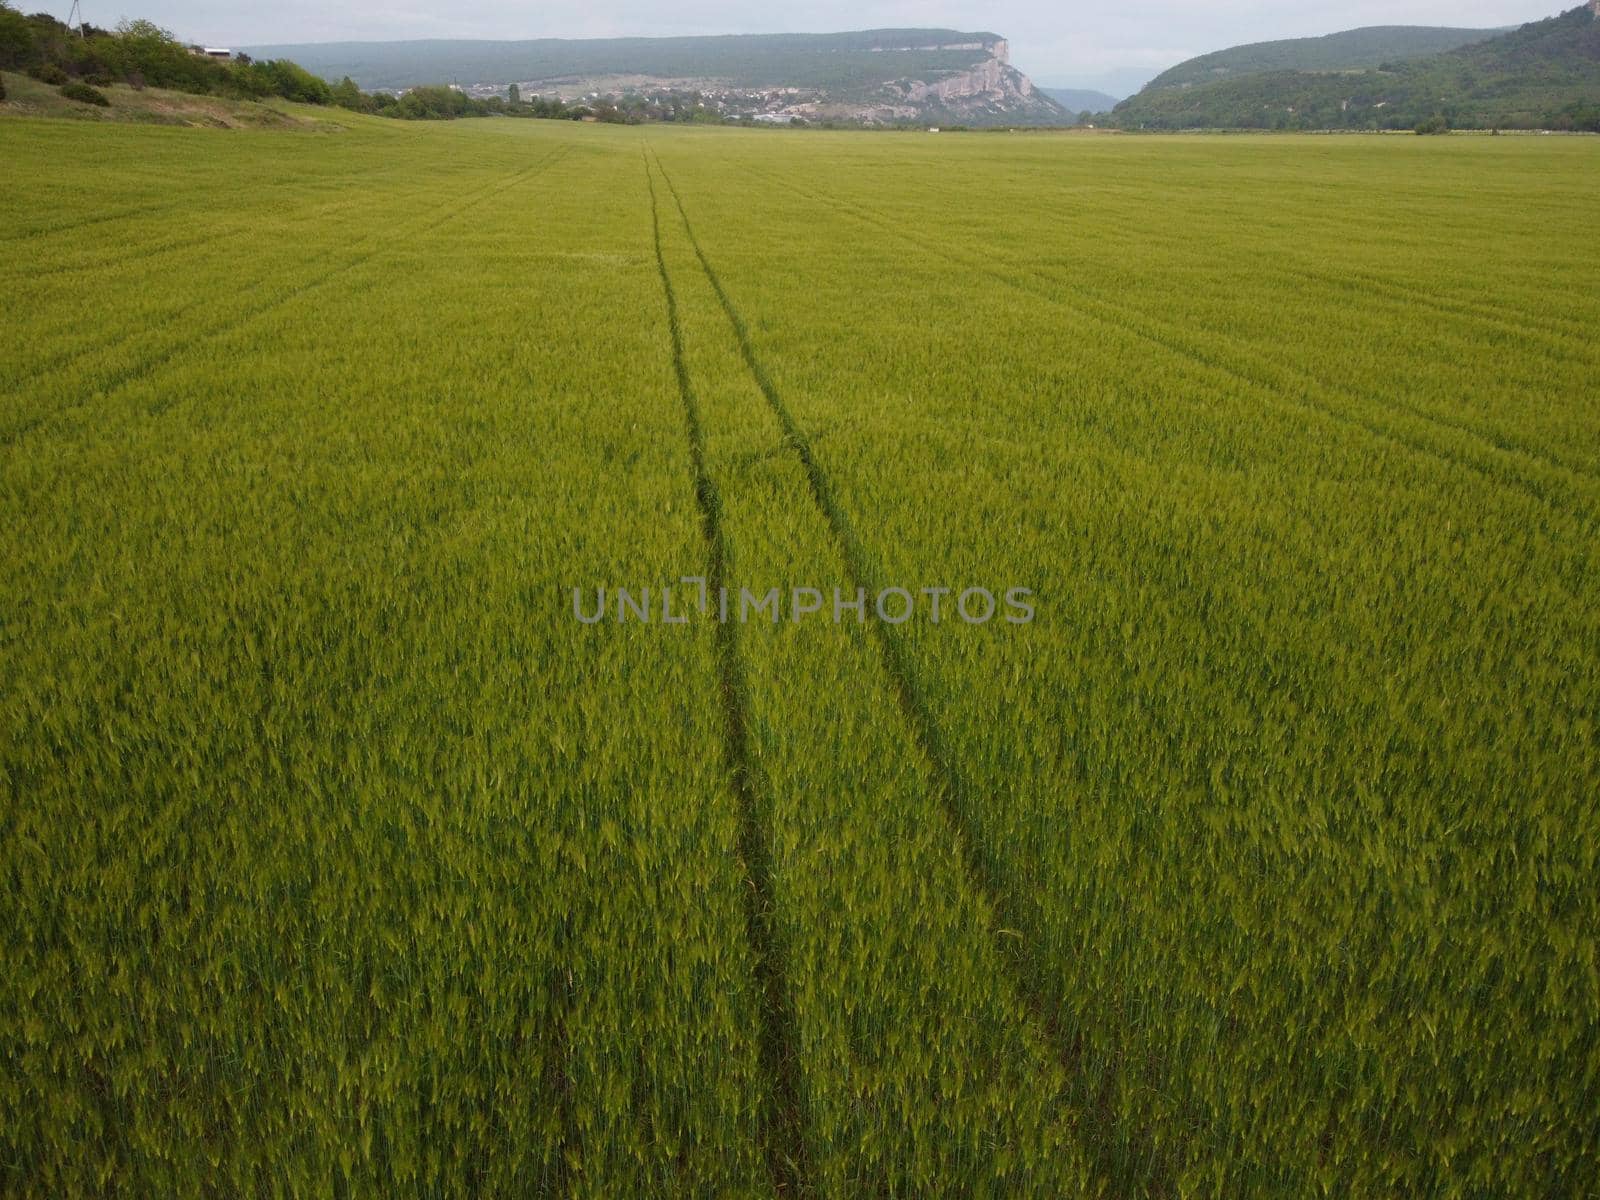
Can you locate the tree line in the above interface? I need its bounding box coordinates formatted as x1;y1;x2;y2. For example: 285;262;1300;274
1;9;335;106
0;6;690;122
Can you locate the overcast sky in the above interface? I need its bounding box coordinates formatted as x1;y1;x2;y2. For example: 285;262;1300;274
39;0;1556;94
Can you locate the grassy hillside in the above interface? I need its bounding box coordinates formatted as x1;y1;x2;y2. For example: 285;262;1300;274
0;70;349;128
1144;25;1503;91
1115;5;1600;129
246;29;1006;94
4;111;1598;1196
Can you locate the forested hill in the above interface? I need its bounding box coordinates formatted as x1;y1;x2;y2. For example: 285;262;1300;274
1142;25;1504;92
245;29;1006;94
1112;5;1600;130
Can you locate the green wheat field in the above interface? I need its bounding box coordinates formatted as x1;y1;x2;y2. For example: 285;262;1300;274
3;111;1598;1196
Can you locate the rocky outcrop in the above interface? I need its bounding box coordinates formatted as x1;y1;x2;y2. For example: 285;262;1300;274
888;47;1063;122
446;29;1066;127
904;56;1006;103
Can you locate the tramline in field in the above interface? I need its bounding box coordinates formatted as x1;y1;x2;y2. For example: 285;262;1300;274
2;108;1597;1196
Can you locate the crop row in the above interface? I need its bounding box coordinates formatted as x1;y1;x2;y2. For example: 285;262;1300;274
4;113;1596;1196
5;120;771;1196
647;127;1600;1195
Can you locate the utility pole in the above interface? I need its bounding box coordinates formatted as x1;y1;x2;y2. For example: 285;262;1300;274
67;0;85;35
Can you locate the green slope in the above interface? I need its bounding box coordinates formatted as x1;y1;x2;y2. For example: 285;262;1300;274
0;70;352;128
244;29;1006;95
1114;5;1600;129
1144;25;1504;91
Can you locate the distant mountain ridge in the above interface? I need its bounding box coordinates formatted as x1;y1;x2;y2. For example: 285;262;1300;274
1040;87;1120;115
245;29;1070;125
1113;5;1600;130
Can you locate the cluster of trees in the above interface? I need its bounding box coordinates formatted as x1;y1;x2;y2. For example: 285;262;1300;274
590;91;729;124
0;6;646;123
0;8;333;103
325;80;595;121
329;83;752;125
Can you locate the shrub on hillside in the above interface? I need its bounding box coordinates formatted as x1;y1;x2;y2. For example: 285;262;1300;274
330;75;367;111
101;19;216;93
0;4;34;71
60;80;109;106
247;59;331;105
1414;114;1450;134
395;84;482;119
0;8;586;123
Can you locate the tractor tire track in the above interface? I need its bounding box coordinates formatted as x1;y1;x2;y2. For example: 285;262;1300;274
0;169;390;246
0;200;183;244
857;165;1594;349
1020;259;1600;498
646;145;1148;1190
1276;264;1595;360
644;152;809;1199
13;227;246;284
8;188;465;389
755;163;1596;505
1009;184;1595;348
10;184;422;286
7;148;566;405
744;164;1600;524
2;149;568;447
767;164;1600;510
